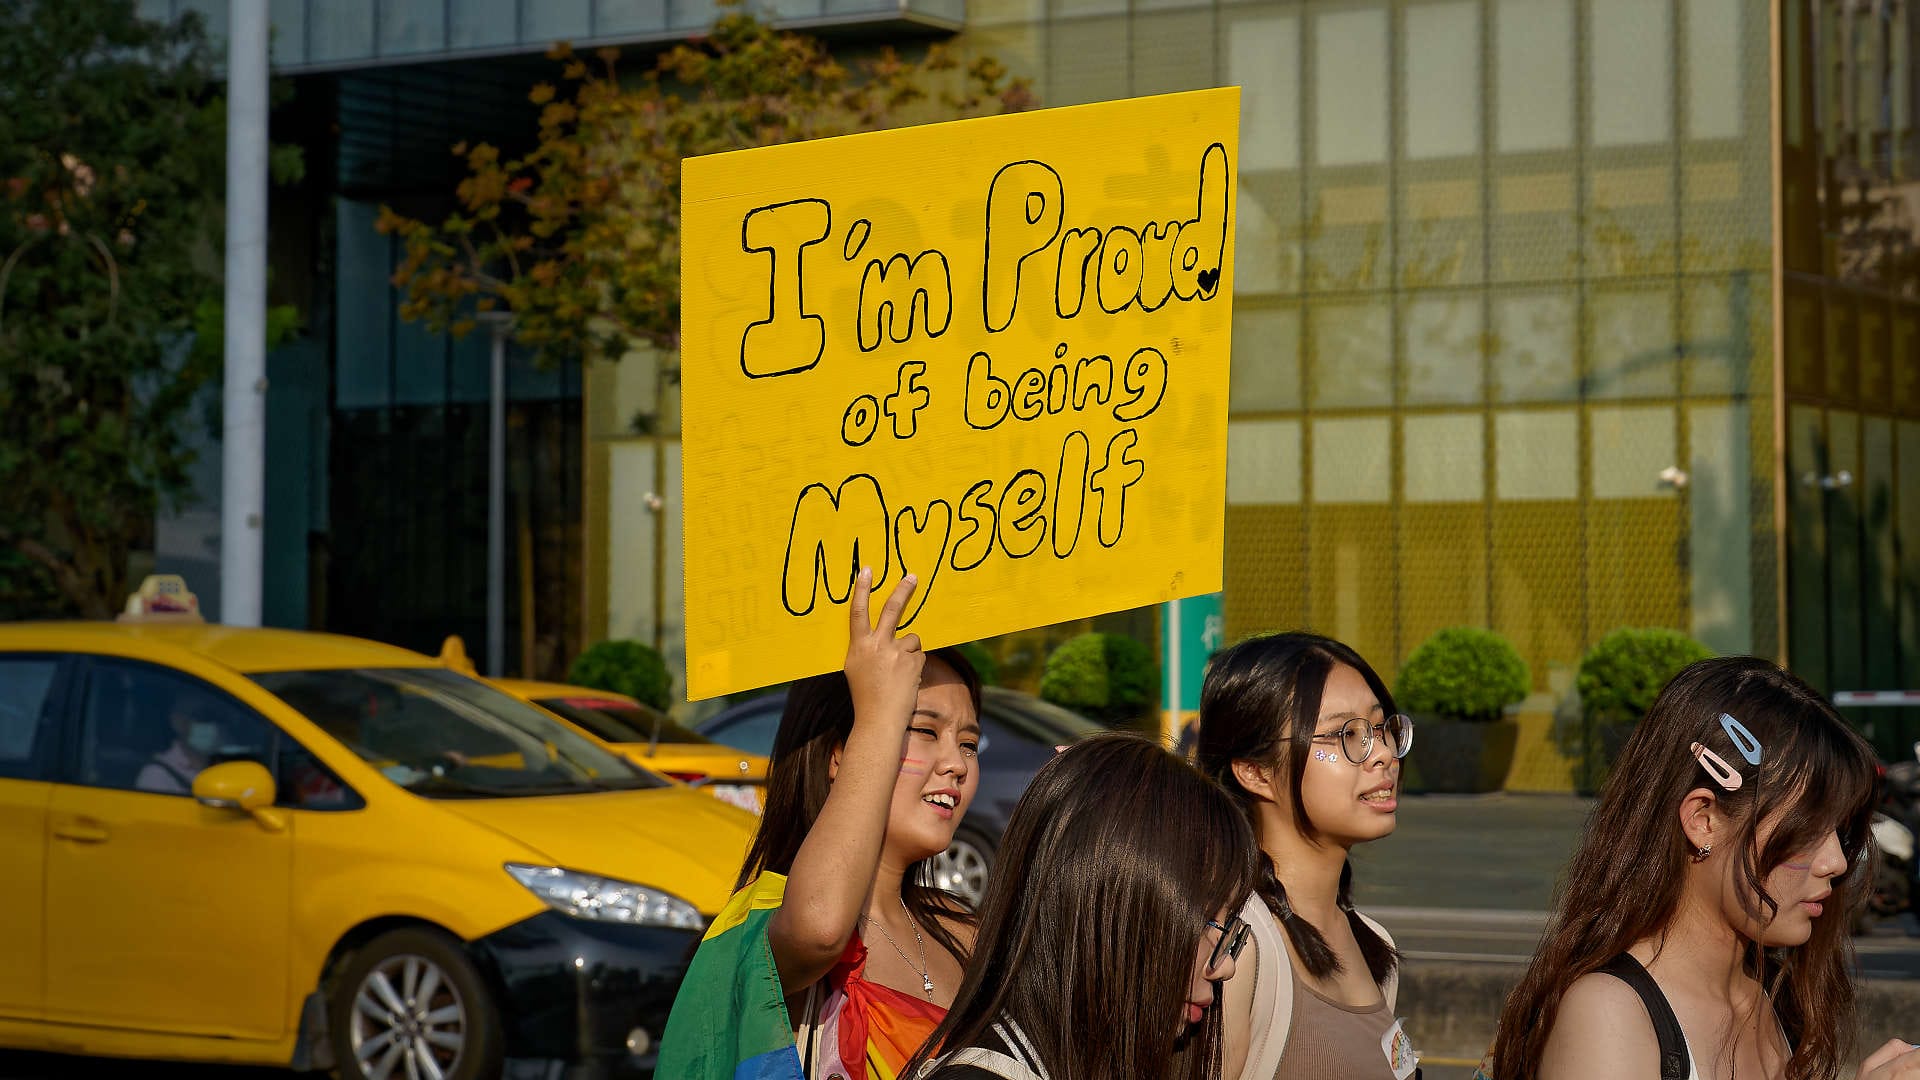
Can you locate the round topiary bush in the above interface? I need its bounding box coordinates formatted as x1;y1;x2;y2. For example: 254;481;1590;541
1576;627;1714;727
1395;626;1531;723
954;640;1000;687
567;639;673;711
1039;631;1157;728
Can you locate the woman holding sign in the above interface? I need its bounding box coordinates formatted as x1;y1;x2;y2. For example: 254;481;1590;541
1194;633;1418;1080
659;569;983;1080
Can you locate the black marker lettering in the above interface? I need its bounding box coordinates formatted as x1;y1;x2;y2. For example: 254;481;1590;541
1089;429;1145;548
893;500;953;628
883;361;931;439
1052;430;1090;559
858;250;952;352
984;162;1064;332
951;480;997;571
1171;144;1229;301
741;199;830;378
782;475;888;616
965;351;1012;430
1053;227;1103;319
1112;346;1168;422
996;469;1048;558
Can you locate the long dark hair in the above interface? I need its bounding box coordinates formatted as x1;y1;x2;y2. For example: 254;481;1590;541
1194;631;1400;985
735;647;981;966
1491;656;1879;1080
906;733;1259;1080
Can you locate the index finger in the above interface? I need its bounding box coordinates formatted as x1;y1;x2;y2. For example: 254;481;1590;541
874;573;919;637
848;566;873;637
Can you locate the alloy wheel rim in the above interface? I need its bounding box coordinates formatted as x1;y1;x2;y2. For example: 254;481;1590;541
348;953;468;1080
929;838;991;906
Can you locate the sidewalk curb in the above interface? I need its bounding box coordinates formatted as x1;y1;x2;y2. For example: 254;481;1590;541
1400;960;1920;1059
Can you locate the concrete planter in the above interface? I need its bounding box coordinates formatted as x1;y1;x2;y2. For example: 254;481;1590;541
1405;715;1519;793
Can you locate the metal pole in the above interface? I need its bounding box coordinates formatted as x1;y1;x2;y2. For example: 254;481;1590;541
220;0;269;626
488;320;508;677
1165;598;1182;744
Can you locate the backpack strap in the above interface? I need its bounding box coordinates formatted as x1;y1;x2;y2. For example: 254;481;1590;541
1596;954;1690;1080
933;1048;1045;1080
1238;894;1292;1080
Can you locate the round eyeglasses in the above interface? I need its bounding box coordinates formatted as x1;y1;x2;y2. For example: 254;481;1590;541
1308;713;1414;765
1203;915;1250;977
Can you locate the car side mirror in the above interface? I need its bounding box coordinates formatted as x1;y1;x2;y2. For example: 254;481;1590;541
193;760;278;816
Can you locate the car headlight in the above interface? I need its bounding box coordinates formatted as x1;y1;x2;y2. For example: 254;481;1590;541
504;864;706;929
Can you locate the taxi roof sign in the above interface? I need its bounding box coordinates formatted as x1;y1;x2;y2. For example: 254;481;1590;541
118;574;205;623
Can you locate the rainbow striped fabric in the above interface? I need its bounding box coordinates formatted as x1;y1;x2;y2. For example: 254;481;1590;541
657;872;806;1080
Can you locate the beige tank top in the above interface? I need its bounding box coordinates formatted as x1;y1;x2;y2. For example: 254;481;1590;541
1274;980;1399;1080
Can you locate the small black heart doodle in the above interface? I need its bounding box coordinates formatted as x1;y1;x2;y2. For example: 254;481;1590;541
1197;267;1220;294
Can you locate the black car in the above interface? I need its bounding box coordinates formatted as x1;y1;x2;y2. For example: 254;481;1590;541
696;686;1104;905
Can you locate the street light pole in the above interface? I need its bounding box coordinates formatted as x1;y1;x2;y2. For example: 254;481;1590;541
483;314;511;677
220;0;269;626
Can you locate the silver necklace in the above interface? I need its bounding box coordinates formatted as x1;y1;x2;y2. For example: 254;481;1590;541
863;896;934;1001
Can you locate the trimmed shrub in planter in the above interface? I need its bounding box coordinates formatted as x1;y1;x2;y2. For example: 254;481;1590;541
1574;627;1713;790
567;639;673;711
1396;627;1531;723
1039;632;1158;730
1576;627;1714;726
1395;627;1530;793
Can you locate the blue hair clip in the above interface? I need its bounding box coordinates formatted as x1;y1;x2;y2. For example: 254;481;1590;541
1719;713;1762;766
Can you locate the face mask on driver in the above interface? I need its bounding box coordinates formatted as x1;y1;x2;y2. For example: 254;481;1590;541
186;721;220;754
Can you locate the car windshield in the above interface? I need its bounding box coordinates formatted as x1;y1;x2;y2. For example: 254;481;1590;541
984;688;1105;744
536;697;716;747
252;668;664;798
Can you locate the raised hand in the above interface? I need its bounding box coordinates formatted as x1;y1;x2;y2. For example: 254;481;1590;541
1857;1039;1920;1080
844;567;924;733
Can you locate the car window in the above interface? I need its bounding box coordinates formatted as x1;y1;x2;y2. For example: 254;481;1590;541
538;698;716;746
253;667;663;799
77;659;279;797
705;702;783;758
0;656;60;781
982;689;1104;744
275;737;363;811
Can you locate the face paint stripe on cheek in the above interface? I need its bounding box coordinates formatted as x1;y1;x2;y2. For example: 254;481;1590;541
899;758;929;776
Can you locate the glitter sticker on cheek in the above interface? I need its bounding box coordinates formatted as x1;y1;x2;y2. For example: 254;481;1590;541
1313;749;1338;763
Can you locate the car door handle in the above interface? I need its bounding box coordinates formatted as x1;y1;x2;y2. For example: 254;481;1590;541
52;818;110;844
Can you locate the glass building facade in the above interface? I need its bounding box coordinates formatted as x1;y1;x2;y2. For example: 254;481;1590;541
150;2;1920;749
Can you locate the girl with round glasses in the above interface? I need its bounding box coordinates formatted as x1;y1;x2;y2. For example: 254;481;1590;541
907;734;1260;1080
1194;632;1417;1080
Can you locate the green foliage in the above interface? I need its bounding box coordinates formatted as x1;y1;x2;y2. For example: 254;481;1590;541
1039;632;1157;728
379;11;1033;366
0;0;303;618
954;640;999;687
1395;626;1531;723
567;639;674;711
1577;627;1714;727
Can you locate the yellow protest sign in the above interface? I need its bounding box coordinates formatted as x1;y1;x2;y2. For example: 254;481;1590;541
680;88;1238;700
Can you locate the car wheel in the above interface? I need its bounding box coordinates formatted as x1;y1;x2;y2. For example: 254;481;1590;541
330;927;503;1080
928;828;995;908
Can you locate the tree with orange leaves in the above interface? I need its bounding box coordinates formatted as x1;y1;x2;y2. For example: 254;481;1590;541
377;10;1033;367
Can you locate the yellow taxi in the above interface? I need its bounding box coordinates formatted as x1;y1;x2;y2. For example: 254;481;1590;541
0;580;755;1080
490;679;769;814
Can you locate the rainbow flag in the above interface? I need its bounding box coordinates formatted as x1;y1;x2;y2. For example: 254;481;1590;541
657;873;806;1080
